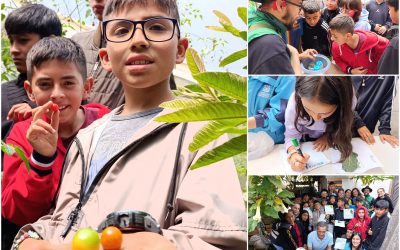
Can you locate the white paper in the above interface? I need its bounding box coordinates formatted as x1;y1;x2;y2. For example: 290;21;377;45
344;208;355;219
335;220;345;228
330;138;381;173
325;205;334;215
334;238;347;249
318;214;326;222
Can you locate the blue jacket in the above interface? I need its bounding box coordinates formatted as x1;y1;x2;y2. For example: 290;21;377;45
248;76;295;143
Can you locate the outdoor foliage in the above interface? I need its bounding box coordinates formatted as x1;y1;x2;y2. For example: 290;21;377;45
351;176;394;186
248;176;295;232
154;7;247;170
1;141;30;172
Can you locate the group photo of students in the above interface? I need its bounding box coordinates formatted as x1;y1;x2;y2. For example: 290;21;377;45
248;176;398;250
248;0;399;75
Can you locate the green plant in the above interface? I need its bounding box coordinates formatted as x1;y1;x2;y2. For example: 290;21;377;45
351;176;394;186
154;7;247;170
1;140;30;172
155;47;246;169
206;7;247;69
248;176;294;232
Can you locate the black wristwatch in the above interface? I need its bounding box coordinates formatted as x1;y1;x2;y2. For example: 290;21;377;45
97;210;163;235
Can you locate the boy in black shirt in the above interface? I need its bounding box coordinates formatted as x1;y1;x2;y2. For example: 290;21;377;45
301;0;331;57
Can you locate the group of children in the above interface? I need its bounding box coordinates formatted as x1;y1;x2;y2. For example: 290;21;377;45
1;1;246;249
249;0;399;74
270;182;393;250
248;75;398;171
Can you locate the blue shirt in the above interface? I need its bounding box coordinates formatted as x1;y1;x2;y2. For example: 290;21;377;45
307;231;333;250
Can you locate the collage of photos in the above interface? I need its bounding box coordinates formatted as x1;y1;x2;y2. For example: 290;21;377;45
248;0;399;249
0;0;398;249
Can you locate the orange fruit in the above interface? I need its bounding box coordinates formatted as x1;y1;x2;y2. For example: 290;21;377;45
101;226;123;250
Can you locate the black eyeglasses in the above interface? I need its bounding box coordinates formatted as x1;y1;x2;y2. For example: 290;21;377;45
286;0;303;9
103;17;180;43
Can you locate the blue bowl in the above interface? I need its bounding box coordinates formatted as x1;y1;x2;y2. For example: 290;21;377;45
300;54;331;75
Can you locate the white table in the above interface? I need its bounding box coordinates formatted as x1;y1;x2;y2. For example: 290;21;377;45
248;136;399;175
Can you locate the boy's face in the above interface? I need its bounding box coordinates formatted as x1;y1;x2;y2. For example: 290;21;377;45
389;6;399;25
304;12;321;27
325;0;338;10
338;200;344;208
90;0;106;21
375;208;387;218
25;59;91;125
330;29;349;45
378;189;385;198
9;33;41;73
99;3;187;91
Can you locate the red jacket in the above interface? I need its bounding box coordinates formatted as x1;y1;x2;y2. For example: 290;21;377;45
1;104;110;226
347;206;371;240
332;30;389;74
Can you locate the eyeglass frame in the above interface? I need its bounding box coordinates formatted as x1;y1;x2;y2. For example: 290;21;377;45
285;0;303;9
102;17;181;43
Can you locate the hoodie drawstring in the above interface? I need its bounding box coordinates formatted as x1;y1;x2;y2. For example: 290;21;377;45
368;49;372;62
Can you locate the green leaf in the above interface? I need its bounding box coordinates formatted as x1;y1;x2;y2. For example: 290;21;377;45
239;31;247;41
206;25;227;32
154;102;246;122
268;176;284;189
220;21;241;38
189;119;245;152
186;48;206;75
193;72;247;103
278;190;295;199
190;134;246;169
248;218;259;232
237;7;247;25
263;206;279;219
1;141;15;155
14;147;30;172
159;99;207;110
182;84;206;93
219;49;247;67
213;10;232;25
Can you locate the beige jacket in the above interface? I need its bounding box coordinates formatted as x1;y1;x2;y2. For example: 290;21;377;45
17;109;246;249
71;26;125;110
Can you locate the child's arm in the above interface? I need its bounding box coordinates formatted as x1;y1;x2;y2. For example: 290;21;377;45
2;102;60;226
332;44;350;74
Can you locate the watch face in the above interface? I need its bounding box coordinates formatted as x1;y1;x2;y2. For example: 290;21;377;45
98;210;163;235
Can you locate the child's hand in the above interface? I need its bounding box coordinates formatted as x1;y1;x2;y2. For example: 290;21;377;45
26;101;60;157
368;228;373;236
379;134;399;147
289;152;310;171
7;103;33;122
374;24;382;32
357;126;375;145
377;26;387;35
299;49;318;60
313;134;329;152
351;67;368;74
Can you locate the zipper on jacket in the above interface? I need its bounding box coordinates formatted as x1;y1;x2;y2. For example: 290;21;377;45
60;122;179;238
61;202;82;238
